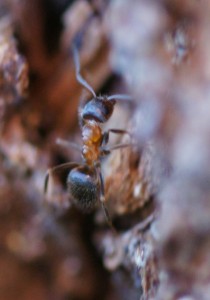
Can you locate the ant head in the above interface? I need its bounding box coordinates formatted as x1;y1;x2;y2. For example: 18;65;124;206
81;97;116;123
67;165;99;211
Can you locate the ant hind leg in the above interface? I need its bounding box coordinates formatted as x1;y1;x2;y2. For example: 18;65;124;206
97;169;117;233
44;162;79;195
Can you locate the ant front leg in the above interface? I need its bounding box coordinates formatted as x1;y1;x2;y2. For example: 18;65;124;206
56;138;82;152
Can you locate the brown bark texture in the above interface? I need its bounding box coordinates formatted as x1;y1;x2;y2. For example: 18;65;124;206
0;0;209;300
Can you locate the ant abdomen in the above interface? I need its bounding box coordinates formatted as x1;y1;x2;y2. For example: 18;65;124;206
67;165;99;211
82;97;116;123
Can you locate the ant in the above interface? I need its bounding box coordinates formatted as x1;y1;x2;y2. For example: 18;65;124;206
44;45;133;228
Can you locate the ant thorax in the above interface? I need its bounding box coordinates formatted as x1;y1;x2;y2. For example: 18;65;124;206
81;120;102;165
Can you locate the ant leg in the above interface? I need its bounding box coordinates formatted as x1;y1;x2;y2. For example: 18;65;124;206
102;129;131;146
107;94;132;101
56;138;82;152
97;169;116;232
72;44;96;98
108;129;130;135
44;162;79;195
101;143;136;154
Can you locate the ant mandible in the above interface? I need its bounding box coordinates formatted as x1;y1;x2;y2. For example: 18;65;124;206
44;45;132;228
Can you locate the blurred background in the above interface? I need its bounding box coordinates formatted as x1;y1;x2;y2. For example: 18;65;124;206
1;0;210;299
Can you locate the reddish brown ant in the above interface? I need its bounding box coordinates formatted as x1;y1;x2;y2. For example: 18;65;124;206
44;45;132;228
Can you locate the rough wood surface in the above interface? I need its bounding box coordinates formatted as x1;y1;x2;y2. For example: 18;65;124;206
1;0;210;300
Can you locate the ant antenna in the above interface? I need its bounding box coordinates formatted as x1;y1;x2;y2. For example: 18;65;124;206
72;44;132;103
107;94;133;101
72;44;97;98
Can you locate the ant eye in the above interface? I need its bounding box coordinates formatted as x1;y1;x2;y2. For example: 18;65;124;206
82;97;116;123
67;166;99;211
